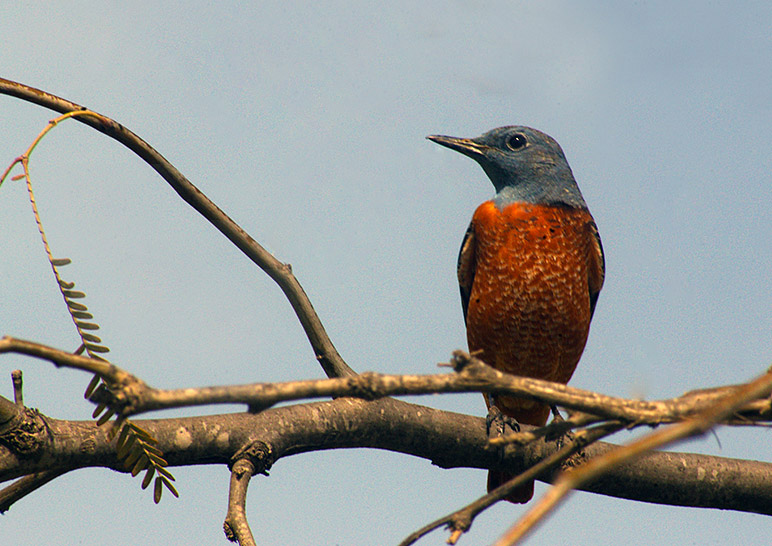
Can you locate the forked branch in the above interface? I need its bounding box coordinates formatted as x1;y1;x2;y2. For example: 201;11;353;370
0;77;353;379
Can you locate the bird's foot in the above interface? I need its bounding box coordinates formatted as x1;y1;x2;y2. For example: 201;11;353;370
486;404;520;439
549;405;574;449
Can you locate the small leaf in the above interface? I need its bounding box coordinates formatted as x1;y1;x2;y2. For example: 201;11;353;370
63;290;86;299
117;433;137;459
84;375;101;398
67;301;87;311
153;477;163;504
85;343;110;354
146;452;168;467
115;420;131;449
96;407;116;426
128;424;157;444
107;415;127;441
161;476;179;498
123;444;145;469
59;280;75;289
76;321;100;331
131;453;149;477
141;466;156;489
155;466;175;480
91;402;107;419
72;311;93;319
52;258;71;266
142;443;164;457
81;333;102;343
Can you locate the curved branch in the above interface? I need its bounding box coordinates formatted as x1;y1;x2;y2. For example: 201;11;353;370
223;458;257;546
0;77;353;379
0;470;66;513
4;339;771;429
399;421;624;546
496;368;772;545
2;398;772;518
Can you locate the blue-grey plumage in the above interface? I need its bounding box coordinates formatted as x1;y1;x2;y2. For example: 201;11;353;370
428;126;588;210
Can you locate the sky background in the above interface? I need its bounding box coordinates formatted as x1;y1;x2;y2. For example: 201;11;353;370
2;2;772;544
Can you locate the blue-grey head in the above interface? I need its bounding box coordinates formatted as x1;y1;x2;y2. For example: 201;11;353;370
427;126;587;209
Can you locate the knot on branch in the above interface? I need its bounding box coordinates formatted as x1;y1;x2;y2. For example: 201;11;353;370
87;378;146;417
347;372;384;401
450;350;474;373
230;441;273;476
450;350;498;382
0;407;47;455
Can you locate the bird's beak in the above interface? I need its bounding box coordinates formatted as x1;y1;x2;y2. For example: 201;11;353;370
426;134;487;159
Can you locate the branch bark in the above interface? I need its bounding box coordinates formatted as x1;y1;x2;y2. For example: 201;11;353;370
3;77;772;544
0;77;353;380
3;339;770;429
2;397;771;517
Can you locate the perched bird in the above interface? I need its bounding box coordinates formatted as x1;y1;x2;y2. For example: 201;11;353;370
428;126;604;503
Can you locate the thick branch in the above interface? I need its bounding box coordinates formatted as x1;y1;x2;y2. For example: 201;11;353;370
497;368;772;545
2;398;771;516
0;78;353;379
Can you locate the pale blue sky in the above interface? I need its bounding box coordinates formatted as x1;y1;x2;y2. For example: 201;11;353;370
2;2;772;544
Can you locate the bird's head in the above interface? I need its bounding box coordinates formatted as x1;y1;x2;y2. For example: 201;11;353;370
427;126;587;209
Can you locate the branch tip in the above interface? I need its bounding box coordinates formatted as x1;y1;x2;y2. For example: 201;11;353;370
11;370;23;406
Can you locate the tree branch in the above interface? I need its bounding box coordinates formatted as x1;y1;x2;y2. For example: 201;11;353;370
0;470;66;513
2;397;771;517
496;367;772;545
224;459;257;546
0;77;353;379
3;339;771;430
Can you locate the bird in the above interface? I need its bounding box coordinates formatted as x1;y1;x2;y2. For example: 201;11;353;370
427;126;605;503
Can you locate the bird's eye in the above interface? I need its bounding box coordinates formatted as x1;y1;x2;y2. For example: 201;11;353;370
506;133;527;151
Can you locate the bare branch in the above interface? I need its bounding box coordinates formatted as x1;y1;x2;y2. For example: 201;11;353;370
223;459;257;546
399;421;624;546
2;398;772;517
0;470;66;513
496;369;772;545
0;77;353;379
4;339;771;431
0;337;139;386
223;441;272;546
10;371;23;406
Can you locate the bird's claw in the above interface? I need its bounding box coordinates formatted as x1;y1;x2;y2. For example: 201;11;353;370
486;405;520;439
549;405;574;449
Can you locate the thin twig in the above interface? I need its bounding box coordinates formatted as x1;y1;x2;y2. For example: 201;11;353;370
0;470;67;513
0;337;138;387
399;421;623;546
494;369;772;545
11;371;23;406
0;77;354;380
223;459;257;546
3;337;771;428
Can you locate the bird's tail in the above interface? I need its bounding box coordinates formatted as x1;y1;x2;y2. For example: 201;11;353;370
487;470;535;503
486;397;551;504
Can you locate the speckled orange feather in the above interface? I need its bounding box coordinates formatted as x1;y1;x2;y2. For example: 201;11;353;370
459;201;604;502
460;201;603;425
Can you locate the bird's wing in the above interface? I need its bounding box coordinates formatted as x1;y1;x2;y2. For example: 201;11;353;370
457;223;477;321
587;220;605;317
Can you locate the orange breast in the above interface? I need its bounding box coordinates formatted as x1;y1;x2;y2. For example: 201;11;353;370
466;201;598;424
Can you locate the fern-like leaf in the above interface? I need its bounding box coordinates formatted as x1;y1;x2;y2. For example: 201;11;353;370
15;128;178;503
